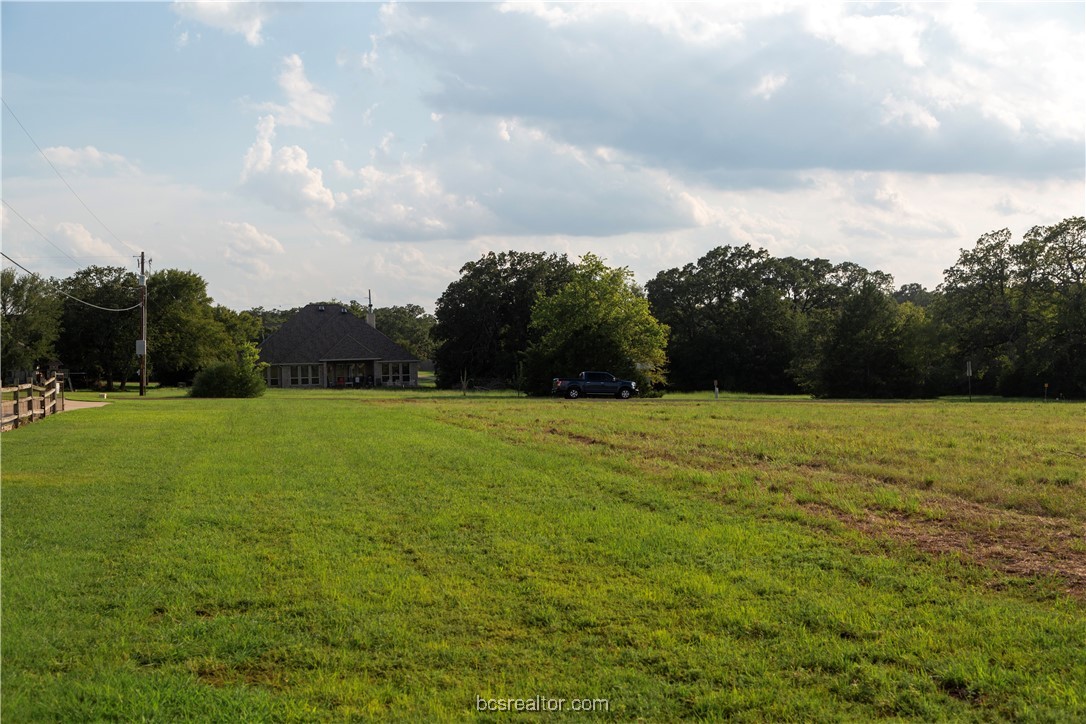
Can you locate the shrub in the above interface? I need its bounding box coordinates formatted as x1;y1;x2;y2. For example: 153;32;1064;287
190;362;265;398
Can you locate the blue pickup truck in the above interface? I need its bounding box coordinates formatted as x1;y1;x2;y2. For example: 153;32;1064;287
551;371;637;399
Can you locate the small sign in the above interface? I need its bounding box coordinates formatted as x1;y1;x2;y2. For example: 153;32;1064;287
966;361;972;377
136;340;146;356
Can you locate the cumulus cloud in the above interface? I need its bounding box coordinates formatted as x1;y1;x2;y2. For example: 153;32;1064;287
43;146;136;173
221;221;284;255
171;1;273;46
330;115;701;241
221;221;284;276
240;115;335;211
376;3;1082;182
881;93;939;131
333;161;493;241
751;73;788;100
803;4;926;67
993;194;1035;217
53;222;119;257
257;54;335;127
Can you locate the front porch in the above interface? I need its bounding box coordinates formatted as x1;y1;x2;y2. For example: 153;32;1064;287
266;360;419;388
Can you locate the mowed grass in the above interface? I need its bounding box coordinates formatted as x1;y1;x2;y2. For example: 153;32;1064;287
2;392;1084;720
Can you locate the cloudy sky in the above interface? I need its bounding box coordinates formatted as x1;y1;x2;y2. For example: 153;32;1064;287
2;2;1083;311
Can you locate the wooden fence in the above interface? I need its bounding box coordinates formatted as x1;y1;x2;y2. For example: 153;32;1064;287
1;376;65;431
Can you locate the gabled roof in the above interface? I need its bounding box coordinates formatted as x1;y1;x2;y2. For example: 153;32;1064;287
259;304;418;364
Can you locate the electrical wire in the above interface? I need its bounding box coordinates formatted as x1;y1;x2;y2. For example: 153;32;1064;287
2;97;140;255
2;199;82;266
1;251;142;313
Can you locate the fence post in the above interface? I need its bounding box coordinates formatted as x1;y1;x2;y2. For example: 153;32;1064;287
12;386;21;429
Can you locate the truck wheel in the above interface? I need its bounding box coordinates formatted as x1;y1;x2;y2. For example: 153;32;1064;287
566;387;581;399
617;387;632;399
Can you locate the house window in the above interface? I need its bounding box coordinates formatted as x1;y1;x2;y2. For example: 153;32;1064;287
290;365;319;386
382;362;409;385
267;366;280;387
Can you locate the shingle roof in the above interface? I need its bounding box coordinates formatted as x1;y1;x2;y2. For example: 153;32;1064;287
259;304;418;364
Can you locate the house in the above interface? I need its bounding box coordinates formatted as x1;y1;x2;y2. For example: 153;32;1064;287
258;303;419;388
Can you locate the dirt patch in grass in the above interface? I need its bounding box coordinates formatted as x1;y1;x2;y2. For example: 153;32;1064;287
803;498;1086;600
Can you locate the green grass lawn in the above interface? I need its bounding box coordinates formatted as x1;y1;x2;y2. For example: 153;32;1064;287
2;392;1084;720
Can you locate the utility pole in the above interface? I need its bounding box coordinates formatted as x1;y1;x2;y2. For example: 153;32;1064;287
139;252;147;396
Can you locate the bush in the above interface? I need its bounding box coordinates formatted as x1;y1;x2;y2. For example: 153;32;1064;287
190;362;265;398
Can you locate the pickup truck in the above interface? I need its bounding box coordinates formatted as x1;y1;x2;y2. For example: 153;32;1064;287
551;371;637;399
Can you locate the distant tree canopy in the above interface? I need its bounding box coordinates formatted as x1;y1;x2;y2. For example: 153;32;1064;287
431;251;575;388
147;269;239;385
936;217;1085;397
372;304;436;361
646;216;1085;398
1;267;61;381
57;265;142;390
5;216;1080;397
524;253;669;393
48;266;253;390
245;306;301;342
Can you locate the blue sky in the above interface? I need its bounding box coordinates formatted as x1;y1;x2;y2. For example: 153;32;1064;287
2;1;1083;311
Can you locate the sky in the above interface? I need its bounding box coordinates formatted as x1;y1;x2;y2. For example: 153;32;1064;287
2;1;1083;312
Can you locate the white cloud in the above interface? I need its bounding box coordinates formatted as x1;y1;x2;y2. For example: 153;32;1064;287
257;54;335;127
386;3;1081;180
221;221;284;276
992;194;1036;217
804;4;926;67
240;115;335;211
53;222;120;258
331;160;355;179
751;73;787;100
499;2;751;44
334;161;493;241
881;93;939;131
171;1;272;46
221;221;284;255
42;146;136;173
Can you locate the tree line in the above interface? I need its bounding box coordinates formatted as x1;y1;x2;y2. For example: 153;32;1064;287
2;266;261;389
2;216;1082;398
431;217;1084;398
0;265;437;390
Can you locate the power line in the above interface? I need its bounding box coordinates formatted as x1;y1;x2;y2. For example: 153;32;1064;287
2;199;81;266
1;251;143;313
2;97;140;255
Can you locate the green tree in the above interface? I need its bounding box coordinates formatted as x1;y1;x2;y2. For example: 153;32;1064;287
893;283;937;308
1;267;61;382
525;253;669;394
795;281;937;398
245;306;301;342
432;251;574;387
147;269;236;385
934;228;1025;395
1011;217;1086;397
189;341;266;398
647;247;823;392
372;304;436;360
57;266;140;390
214;305;263;348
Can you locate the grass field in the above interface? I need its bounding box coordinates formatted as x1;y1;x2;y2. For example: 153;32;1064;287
2;390;1084;720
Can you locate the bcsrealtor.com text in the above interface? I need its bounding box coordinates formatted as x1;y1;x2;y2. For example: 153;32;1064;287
475;695;610;713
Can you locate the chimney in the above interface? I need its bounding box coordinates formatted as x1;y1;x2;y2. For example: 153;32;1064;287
366;289;376;327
